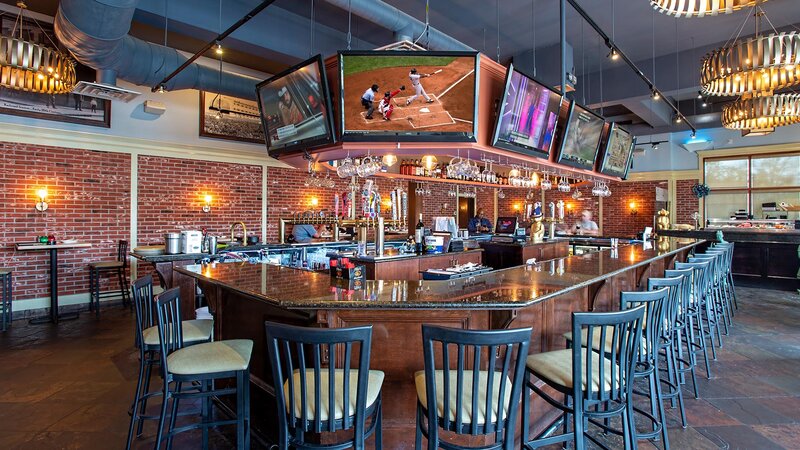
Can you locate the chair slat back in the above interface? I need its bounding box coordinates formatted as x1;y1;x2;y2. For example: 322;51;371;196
621;288;670;364
664;268;693;325
265;322;373;435
154;287;184;372
675;261;710;306
420;325;531;436
647;277;682;336
572;306;645;405
117;240;129;267
131;275;155;347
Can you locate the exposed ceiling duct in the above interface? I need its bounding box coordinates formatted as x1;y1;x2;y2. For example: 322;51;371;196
54;0;261;101
321;0;473;51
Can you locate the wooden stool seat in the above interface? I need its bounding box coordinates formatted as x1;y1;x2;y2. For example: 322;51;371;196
286;369;384;421
89;261;124;269
0;268;11;275
414;369;512;425
141;319;212;346
166;339;252;375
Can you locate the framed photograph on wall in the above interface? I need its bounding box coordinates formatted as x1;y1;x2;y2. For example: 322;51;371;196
199;91;265;144
0;14;110;128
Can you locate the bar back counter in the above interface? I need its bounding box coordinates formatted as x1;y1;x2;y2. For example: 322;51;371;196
174;238;700;447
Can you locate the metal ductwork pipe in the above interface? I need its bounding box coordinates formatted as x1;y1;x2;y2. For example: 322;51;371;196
322;0;473;51
54;0;260;100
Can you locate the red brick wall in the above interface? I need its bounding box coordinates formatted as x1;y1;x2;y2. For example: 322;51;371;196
602;180;667;237
476;187;495;226
496;188;528;221
0;142;131;301
136;155;263;246
676;179;700;226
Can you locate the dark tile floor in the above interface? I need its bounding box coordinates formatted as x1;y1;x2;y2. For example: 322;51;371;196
0;286;798;449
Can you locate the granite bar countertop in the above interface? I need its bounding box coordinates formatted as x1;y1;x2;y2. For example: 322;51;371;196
348;248;483;262
660;228;800;244
175;238;701;310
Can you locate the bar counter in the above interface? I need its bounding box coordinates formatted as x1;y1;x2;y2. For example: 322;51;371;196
660;228;800;289
174;237;700;447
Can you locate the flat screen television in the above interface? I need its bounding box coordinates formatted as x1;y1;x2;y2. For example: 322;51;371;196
256;54;336;157
599;123;635;179
491;63;563;158
557;101;605;170
495;217;518;234
339;50;479;142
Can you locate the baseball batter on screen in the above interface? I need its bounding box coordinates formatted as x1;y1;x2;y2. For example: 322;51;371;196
405;68;436;105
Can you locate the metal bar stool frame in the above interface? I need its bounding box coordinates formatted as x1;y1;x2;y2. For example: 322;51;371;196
265;321;383;450
675;261;717;379
153;288;250;450
0;269;11;331
88;239;131;314
664;268;701;399
522;306;646;450
417;324;531;450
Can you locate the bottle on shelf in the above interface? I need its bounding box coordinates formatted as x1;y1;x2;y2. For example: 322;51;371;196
415;213;425;254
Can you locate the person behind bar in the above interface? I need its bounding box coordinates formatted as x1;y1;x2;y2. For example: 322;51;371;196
468;208;493;234
571;209;599;236
292;224;320;243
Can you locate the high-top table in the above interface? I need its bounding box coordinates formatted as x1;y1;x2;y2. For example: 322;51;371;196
15;242;92;324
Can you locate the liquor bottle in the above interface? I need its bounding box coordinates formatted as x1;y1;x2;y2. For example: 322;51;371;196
415;213;425;254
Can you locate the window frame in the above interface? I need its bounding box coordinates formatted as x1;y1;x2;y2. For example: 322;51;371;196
703;151;800;219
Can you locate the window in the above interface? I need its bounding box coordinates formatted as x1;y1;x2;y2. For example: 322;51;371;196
704;153;800;220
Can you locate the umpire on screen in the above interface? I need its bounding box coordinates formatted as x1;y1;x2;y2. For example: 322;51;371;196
361;84;379;119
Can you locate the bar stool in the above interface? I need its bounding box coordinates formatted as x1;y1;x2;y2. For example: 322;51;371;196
690;252;730;336
523;306;646;450
713;242;738;311
0;268;11;331
675;260;716;379
664;268;701;399
648;276;688;429
265;322;384;450
88;240;131;314
702;248;735;324
125;275;213;450
416;324;531;450
153;287;251;449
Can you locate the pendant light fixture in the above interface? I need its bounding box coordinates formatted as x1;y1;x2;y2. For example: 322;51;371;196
721;93;800;133
651;0;766;18
0;1;76;94
700;8;799;97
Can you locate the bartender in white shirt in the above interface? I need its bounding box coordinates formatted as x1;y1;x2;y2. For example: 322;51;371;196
571;210;599;236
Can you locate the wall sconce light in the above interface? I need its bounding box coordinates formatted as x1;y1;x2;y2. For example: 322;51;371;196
202;194;212;213
422;155;438;171
629;201;638;215
35;188;48;212
381;154;398;167
513;203;521;212
310;197;319;207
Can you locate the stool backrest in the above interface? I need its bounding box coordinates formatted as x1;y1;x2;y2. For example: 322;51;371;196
131;275;155;347
572;305;645;405
154;287;184;368
620;288;670;362
420;324;531;436
265;321;374;435
664;268;693;324
713;242;734;271
117;240;129;267
647;277;682;336
688;255;718;286
675;261;710;304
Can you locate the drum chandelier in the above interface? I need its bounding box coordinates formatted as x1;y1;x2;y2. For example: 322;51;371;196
651;0;766;18
0;2;76;94
721;93;800;132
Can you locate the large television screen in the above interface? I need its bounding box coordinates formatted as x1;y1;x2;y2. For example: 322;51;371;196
557;101;605;170
599;123;635;178
492;64;562;158
256;54;335;157
339;51;479;142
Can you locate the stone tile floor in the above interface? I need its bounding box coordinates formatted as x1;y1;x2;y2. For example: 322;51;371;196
0;286;798;449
